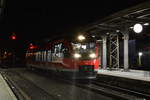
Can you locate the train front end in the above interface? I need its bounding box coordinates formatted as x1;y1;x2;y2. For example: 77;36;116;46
63;38;100;79
73;41;100;79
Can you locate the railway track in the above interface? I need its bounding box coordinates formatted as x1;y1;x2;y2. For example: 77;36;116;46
1;72;31;100
56;76;149;100
29;69;150;100
1;70;59;100
92;79;150;99
65;80;144;100
1;68;149;100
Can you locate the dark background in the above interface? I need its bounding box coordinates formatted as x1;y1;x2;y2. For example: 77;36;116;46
0;0;148;59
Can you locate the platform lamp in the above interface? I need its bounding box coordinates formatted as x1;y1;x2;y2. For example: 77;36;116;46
10;32;17;66
78;35;85;41
133;23;143;33
77;34;86;49
73;35;86;59
138;52;143;66
11;33;17;40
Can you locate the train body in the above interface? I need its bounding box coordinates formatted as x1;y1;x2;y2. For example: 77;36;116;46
26;38;101;79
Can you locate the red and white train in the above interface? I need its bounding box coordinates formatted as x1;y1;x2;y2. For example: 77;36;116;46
26;36;101;79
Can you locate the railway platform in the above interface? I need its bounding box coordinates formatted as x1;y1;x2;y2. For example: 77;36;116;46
98;69;150;82
0;74;17;100
97;69;150;96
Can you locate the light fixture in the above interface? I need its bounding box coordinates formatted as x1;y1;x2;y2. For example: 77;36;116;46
116;30;120;32
106;32;109;35
74;53;81;58
96;40;102;42
138;52;143;56
89;53;96;58
81;45;86;49
130;27;133;29
143;23;149;26
133;23;143;33
138;52;143;66
92;35;95;38
78;35;85;41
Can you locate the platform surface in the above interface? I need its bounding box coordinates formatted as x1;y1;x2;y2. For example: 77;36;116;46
0;74;17;100
98;69;150;82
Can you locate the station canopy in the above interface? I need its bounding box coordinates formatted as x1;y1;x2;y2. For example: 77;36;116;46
81;1;150;38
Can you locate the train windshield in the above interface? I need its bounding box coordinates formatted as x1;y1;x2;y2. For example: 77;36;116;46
72;42;96;53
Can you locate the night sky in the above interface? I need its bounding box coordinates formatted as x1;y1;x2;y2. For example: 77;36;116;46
0;0;148;58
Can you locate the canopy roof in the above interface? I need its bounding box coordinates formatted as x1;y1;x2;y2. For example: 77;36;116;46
81;1;150;36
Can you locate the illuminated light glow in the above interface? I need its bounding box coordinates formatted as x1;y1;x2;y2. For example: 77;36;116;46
144;23;149;26
133;23;143;33
106;32;109;35
97;40;102;42
81;45;86;49
78;35;85;41
116;30;120;32
138;52;143;56
12;36;16;40
4;51;7;54
89;53;96;58
29;45;37;49
92;35;95;38
30;46;34;49
30;43;33;46
74;53;81;58
76;44;80;48
130;27;133;29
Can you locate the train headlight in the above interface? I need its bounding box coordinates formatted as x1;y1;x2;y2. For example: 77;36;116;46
74;53;81;58
89;53;96;58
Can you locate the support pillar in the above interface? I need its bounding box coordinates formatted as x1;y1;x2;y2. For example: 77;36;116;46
109;33;120;69
123;33;129;71
102;36;107;69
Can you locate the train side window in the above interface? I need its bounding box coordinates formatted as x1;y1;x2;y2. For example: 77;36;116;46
37;52;39;61
47;50;51;62
54;43;62;53
41;51;43;62
36;52;38;61
40;51;42;62
64;49;70;57
33;52;36;62
38;52;41;61
43;51;46;62
42;51;45;62
42;51;44;62
51;43;64;62
35;52;38;61
58;43;64;58
44;51;47;62
61;44;70;58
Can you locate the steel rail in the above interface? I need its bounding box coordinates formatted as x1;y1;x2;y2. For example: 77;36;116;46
92;79;150;99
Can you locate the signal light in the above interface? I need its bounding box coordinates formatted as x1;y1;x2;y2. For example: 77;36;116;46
11;33;17;40
11;35;16;40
